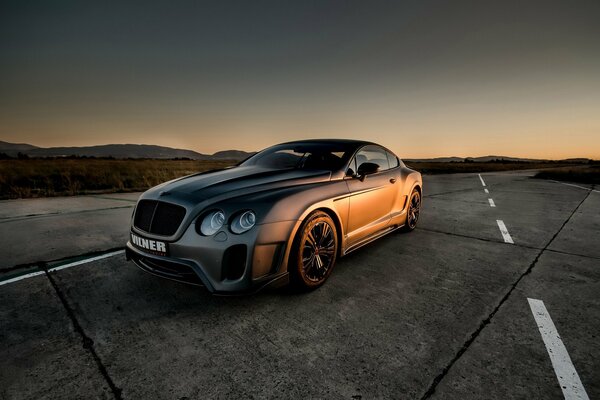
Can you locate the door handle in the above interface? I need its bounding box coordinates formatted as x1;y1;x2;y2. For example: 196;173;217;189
390;178;397;184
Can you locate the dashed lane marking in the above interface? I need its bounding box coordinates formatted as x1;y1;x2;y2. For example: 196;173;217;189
496;220;514;244
484;188;489;194
478;174;486;187
528;298;590;400
488;198;496;207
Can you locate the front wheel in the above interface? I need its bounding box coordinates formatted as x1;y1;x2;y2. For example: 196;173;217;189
402;188;421;232
289;211;338;291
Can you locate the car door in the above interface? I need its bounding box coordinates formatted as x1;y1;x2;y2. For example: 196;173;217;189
386;150;405;221
345;145;399;247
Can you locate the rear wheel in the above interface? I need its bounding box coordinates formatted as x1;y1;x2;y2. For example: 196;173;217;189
289;211;338;290
402;188;421;232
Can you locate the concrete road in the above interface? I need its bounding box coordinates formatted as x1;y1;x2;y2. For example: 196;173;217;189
0;172;598;399
0;193;138;270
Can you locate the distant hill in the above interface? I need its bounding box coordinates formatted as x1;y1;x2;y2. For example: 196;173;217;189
405;156;465;163
0;141;254;161
407;155;546;163
211;150;256;160
466;155;540;162
1;140;591;163
0;140;40;153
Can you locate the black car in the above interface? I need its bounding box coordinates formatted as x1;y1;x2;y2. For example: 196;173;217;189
126;139;422;293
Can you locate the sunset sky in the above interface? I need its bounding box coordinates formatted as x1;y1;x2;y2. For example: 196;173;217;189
1;0;599;159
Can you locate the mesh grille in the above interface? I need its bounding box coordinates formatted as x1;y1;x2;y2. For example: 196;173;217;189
150;202;187;235
134;200;157;232
134;200;186;236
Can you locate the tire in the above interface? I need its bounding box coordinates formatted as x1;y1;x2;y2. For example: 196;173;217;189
402;188;421;232
289;211;339;291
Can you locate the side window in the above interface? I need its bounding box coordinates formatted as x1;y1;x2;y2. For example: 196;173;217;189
386;151;399;168
347;156;357;176
354;145;390;172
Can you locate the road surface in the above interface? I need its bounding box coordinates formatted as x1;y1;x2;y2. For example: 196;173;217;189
1;171;598;399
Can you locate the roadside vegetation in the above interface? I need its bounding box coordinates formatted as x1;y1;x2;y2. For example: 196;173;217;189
404;160;589;175
0;157;236;199
533;165;600;185
1;157;596;199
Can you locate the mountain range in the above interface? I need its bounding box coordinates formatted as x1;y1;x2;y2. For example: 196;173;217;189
0;140;591;163
0;141;255;161
404;156;592;163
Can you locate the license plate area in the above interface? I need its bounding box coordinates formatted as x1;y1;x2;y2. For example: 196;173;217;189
130;232;169;256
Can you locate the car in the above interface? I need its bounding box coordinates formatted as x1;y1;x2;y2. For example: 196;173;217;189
126;139;422;293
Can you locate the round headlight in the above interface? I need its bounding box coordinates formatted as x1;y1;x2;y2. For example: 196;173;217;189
231;210;256;234
199;210;225;236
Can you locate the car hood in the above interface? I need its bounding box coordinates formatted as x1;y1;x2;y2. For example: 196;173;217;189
144;166;332;204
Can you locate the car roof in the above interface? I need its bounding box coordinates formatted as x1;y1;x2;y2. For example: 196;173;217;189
278;139;377;147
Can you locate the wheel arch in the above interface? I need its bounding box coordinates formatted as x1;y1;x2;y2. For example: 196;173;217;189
413;183;422;196
287;205;344;265
313;207;344;257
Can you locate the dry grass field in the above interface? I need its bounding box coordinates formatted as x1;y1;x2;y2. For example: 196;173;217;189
406;161;598;185
0;158;236;199
1;158;596;199
404;161;585;175
533;165;600;184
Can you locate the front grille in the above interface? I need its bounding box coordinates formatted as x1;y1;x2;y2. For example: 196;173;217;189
134;200;186;236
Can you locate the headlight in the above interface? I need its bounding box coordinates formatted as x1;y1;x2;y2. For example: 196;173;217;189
199;210;225;236
230;210;256;234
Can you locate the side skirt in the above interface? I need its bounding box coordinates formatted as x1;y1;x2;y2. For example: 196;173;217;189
342;224;404;256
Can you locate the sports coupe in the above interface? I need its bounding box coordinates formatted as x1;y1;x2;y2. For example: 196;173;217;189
126;139;422;293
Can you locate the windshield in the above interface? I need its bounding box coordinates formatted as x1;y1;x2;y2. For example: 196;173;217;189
240;143;354;171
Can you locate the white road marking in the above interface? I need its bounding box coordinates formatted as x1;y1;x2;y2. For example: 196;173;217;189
484;188;489;194
48;250;124;272
478;174;486;187
488;198;496;207
496;220;514;244
549;180;600;193
0;250;124;286
0;270;46;286
528;298;590;400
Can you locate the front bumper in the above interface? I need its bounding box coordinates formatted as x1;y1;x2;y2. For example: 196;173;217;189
126;220;298;294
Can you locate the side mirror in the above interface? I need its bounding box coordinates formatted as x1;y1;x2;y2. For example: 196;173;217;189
357;162;379;181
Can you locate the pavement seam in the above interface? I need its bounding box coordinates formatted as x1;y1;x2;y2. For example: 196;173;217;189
545;248;600;261
415;227;600;261
0;205;134;224
419;187;593;399
416;227;533;249
40;261;124;400
1;247;126;276
90;195;138;203
423;179;533;199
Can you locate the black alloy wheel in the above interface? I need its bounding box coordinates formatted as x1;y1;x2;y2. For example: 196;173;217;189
290;211;338;290
403;189;421;232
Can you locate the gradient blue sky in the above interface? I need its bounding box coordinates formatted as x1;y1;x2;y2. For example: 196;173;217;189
1;0;599;158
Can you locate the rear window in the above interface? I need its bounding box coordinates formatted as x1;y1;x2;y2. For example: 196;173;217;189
387;151;399;168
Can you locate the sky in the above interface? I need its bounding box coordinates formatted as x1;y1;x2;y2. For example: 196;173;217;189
1;0;599;159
